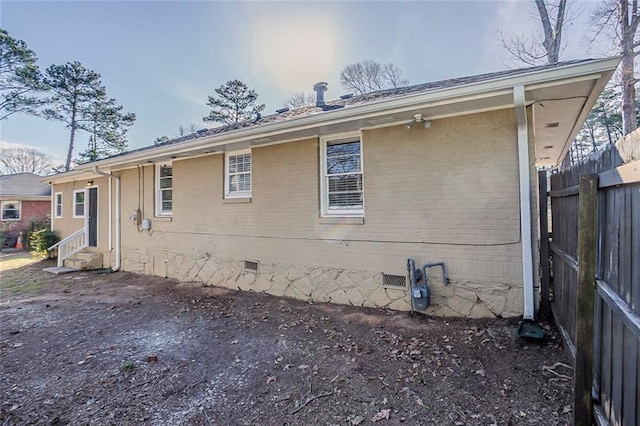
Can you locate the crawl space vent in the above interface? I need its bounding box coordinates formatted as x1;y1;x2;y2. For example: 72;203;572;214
382;274;407;288
243;260;259;272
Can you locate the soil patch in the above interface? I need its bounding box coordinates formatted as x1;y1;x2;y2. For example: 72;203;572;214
0;258;572;425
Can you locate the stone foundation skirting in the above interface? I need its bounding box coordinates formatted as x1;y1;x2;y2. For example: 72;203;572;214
121;248;522;318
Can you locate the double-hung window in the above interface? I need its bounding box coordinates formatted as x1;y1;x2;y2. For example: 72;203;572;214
73;190;85;218
156;163;173;216
225;149;251;198
321;134;364;216
1;201;21;221
54;193;63;218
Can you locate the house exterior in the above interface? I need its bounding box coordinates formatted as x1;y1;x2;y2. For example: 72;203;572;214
0;173;52;247
45;57;619;318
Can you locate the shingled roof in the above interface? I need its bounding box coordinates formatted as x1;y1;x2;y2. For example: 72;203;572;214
112;58;599;159
0;173;51;198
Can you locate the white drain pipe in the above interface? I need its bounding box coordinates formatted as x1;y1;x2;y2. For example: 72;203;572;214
513;85;535;320
92;166;121;272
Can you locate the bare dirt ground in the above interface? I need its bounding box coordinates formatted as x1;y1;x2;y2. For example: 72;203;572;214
0;253;573;425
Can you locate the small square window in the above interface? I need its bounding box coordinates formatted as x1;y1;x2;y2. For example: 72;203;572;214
1;201;21;221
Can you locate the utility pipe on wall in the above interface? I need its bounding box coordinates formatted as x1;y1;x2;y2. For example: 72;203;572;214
513;85;535;320
92;166;121;272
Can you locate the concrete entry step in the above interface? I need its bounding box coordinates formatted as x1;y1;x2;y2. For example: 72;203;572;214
63;249;103;271
43;266;78;275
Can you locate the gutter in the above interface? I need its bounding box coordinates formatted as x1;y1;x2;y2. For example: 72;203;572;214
92;166;121;272
514;85;535;320
44;57;620;178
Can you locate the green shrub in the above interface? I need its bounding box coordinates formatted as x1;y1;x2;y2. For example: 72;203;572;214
29;228;59;258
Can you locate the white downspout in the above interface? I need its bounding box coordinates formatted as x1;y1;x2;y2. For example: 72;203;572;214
513;85;535;320
92;166;121;272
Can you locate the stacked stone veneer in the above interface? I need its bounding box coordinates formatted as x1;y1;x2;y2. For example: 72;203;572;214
122;248;523;318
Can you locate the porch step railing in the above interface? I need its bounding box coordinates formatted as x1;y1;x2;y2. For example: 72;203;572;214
48;228;86;267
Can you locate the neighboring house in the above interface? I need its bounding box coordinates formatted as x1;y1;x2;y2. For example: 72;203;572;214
45;57;619;319
0;173;52;247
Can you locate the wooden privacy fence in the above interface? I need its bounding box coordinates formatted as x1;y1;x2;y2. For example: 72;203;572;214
546;131;639;426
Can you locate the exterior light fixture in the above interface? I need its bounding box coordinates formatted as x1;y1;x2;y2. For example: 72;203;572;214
406;113;431;130
86;180;93;186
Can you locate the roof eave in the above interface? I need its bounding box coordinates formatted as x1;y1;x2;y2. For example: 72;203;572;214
55;56;620;177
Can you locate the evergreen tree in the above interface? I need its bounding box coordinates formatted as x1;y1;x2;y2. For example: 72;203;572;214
42;61;134;170
570;87;638;164
77;96;135;163
203;79;265;125
0;29;47;120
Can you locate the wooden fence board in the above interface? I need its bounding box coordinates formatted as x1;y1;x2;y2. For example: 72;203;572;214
596;189;607;281
622;327;638;426
538;170;551;318
619;187;632;306
550;130;639;426
637;353;640;426
631;186;640;313
604;189;620;293
611;317;623;425
601;305;612;420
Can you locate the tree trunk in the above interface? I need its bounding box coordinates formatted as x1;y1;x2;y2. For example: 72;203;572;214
66;124;76;171
619;0;638;135
65;95;78;171
535;0;566;64
588;124;597;152
620;43;637;134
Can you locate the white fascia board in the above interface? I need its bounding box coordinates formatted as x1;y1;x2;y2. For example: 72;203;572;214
67;57;621;176
44;169;111;185
0;195;50;201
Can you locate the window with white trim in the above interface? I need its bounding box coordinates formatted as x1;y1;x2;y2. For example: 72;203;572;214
156;163;173;216
73;190;85;218
1;201;21;221
225;149;251;198
54;192;63;218
321;134;364;216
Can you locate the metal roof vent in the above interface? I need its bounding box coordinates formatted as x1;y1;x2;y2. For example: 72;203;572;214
313;82;328;107
276;107;289;114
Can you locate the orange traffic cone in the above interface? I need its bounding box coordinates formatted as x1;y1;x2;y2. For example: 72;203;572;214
16;232;23;250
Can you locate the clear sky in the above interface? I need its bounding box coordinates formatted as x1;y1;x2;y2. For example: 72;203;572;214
1;0;605;166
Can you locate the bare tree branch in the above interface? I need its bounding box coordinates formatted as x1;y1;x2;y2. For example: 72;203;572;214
501;0;568;65
282;92;315;109
0;146;53;175
339;60;409;95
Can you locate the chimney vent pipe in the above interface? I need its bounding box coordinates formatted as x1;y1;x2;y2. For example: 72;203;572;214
313;82;328;107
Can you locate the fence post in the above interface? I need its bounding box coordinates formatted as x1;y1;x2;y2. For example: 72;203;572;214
538;170;551;318
573;174;598;426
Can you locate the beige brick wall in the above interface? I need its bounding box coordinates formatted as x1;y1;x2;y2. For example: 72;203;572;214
51;177;112;267
116;108;527;317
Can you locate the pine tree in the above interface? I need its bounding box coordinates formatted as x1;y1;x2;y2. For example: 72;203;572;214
203;80;265;125
42;61;135;170
0;29;47;120
77;96;135;163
